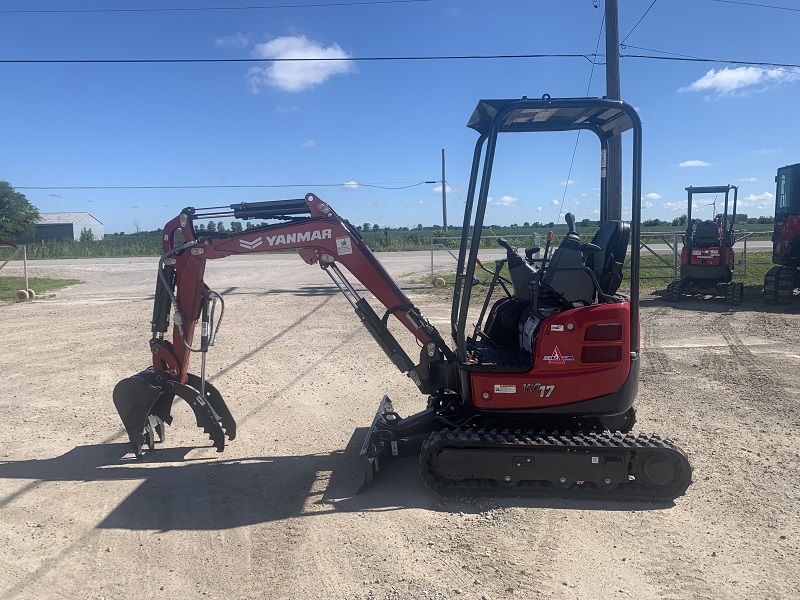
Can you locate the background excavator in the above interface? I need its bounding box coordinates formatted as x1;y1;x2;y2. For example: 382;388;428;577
764;162;800;305
666;185;743;305
113;96;692;502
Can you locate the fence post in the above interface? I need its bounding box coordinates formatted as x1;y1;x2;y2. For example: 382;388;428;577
23;245;29;291
743;235;747;277
430;238;434;282
673;233;678;281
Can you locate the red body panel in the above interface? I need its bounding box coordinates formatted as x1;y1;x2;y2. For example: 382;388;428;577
470;303;631;410
682;246;733;270
774;215;800;259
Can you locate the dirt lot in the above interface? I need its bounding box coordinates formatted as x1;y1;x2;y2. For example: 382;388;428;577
1;253;799;600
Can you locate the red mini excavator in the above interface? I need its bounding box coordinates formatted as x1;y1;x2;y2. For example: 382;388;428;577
114;96;692;501
764;163;800;305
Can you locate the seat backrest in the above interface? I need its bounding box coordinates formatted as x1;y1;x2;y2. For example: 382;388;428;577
693;220;720;247
585;220;630;296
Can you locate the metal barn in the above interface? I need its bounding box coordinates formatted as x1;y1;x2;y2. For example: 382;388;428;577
31;212;105;241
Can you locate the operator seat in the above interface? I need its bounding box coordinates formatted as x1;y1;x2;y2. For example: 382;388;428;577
585;220;630;296
693;220;720;247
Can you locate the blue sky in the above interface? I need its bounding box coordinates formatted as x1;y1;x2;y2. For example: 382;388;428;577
1;0;798;233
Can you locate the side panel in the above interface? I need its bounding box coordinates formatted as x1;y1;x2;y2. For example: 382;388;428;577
470;303;631;410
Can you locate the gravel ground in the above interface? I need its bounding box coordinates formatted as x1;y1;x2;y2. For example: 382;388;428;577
1;253;798;600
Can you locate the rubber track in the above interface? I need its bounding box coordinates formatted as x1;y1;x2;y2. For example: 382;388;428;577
420;428;693;502
764;266;779;304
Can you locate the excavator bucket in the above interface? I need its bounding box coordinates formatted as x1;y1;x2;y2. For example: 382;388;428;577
113;369;236;458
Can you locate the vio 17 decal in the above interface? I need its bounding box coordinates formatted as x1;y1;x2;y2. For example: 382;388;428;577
523;383;555;398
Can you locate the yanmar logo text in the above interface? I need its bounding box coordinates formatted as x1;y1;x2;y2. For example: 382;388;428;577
239;229;332;250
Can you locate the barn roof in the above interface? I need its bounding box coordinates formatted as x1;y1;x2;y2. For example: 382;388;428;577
37;212;103;225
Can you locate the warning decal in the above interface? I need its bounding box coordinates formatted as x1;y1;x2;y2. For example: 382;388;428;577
493;384;517;394
336;236;353;255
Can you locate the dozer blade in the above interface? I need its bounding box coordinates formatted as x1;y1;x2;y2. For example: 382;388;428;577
112;369;236;458
358;395;396;491
357;395;426;493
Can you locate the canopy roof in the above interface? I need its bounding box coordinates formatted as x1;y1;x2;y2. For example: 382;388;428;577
467;97;636;139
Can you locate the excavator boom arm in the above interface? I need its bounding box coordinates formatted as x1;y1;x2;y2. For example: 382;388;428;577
151;193;452;386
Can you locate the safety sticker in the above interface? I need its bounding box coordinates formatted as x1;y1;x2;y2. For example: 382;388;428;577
336;236;353;255
543;346;574;364
550;324;564;332
493;384;517;394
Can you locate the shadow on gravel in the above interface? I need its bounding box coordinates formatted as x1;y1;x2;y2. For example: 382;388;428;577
0;428;669;532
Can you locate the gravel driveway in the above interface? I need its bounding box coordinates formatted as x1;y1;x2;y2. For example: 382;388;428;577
1;253;798;600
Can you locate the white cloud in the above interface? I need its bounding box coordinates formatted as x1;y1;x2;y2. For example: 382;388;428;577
663;201;685;212
679;160;712;167
215;33;251;48
302;139;316;148
342;181;359;190
247;35;356;93
432;184;456;194
755;148;781;155
537;206;543;212
488;195;519;207
737;177;758;182
550;199;560;206
740;191;775;208
643;201;653;210
679;66;800;97
374;200;384;209
643;192;662;201
560;179;576;187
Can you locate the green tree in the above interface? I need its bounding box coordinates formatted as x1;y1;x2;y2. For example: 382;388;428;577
217;221;226;232
672;214;688;227
0;181;40;241
230;221;243;233
363;222;371;231
206;221;216;232
372;223;380;231
79;227;95;242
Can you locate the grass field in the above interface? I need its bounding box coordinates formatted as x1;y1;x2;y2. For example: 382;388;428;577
0;276;81;302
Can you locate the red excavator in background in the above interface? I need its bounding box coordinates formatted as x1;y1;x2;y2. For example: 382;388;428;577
764;163;800;305
666;185;743;305
113;96;692;501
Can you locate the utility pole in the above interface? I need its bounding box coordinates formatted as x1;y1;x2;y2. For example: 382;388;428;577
604;0;622;222
441;149;448;229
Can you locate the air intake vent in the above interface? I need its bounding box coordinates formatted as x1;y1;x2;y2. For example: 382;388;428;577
582;345;623;364
584;323;623;341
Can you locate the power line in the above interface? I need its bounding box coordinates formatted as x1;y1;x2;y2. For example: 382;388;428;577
0;0;438;14
620;0;659;45
2;52;797;68
557;11;606;226
0;53;595;64
620;48;800;69
16;181;437;191
709;0;800;12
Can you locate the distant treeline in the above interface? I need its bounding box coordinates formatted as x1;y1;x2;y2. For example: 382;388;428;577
5;217;775;261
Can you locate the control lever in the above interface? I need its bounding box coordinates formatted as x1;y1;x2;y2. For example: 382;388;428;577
524;246;540;261
580;243;601;254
